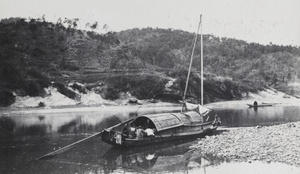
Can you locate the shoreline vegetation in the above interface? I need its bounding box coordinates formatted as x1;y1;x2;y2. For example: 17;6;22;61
2;86;299;112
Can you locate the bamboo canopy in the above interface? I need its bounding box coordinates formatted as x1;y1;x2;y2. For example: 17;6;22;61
135;111;204;132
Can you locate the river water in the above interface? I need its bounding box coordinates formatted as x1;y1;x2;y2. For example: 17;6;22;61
1;100;300;174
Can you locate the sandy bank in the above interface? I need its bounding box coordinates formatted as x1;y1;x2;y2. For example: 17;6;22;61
192;122;300;167
2;86;182;114
1;101;181;115
3;86;299;115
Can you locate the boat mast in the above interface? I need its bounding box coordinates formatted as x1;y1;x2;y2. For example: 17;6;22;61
200;14;203;105
182;15;202;110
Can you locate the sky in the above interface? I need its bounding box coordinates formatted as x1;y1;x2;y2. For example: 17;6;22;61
0;0;300;46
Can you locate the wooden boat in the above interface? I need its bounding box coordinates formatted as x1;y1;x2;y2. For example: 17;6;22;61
101;15;220;147
247;103;273;107
101;109;219;147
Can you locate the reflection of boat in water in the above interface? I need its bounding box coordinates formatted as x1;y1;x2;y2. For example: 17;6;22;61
102;140;225;173
37;138;224;174
101;15;221;147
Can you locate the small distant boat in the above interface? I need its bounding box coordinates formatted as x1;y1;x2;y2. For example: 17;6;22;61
247;103;272;107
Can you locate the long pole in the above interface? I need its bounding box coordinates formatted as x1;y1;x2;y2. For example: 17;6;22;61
200;15;203;105
182;15;202;105
36;131;103;160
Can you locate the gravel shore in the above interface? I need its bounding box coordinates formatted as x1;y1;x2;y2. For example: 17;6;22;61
192;122;300;167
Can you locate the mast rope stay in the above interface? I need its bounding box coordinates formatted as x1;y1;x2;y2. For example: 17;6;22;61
182;14;202;111
200;14;203;106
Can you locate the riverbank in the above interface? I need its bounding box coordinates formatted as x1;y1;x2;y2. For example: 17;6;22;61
1;86;181;113
3;86;299;111
192;122;300;167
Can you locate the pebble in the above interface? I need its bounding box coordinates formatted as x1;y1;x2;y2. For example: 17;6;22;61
193;122;300;167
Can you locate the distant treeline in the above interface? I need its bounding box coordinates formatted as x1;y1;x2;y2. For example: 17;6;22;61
0;17;299;106
117;28;300;82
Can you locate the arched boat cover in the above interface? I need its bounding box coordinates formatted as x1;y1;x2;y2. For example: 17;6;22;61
137;111;203;132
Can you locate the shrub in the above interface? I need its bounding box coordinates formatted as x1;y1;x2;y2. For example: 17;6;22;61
38;102;45;107
0;90;16;106
24;80;42;97
104;86;120;100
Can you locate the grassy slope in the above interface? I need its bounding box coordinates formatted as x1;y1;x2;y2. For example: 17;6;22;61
1;18;300;106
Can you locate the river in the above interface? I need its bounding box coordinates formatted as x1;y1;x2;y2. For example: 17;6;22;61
1;100;300;174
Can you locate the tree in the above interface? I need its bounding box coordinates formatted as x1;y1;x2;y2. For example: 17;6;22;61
72;18;79;28
90;22;98;29
287;72;292;81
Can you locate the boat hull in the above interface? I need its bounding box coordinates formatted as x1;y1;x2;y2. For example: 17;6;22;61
247;104;272;107
101;123;217;147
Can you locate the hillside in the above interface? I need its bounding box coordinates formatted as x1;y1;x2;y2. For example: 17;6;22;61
1;18;300;107
118;28;300;80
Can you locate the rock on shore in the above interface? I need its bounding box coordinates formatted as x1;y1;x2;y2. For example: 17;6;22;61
192;122;300;167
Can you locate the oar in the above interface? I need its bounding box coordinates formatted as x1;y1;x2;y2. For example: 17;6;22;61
36;131;103;160
37;116;135;160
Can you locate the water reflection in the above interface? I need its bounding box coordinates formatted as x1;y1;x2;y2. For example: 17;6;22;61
15;124;49;136
209;102;300;127
58;117;81;133
101;141;226;173
0;105;181;137
1;103;300;173
33;138;226;174
0;116;15;138
2;102;300;138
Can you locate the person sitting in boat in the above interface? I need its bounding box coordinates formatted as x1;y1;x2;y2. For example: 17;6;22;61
136;126;146;138
128;126;137;139
115;133;122;145
213;114;221;126
144;128;155;137
129;155;137;164
253;101;258;106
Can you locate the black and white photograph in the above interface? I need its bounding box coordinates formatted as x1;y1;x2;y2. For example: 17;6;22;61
0;0;300;173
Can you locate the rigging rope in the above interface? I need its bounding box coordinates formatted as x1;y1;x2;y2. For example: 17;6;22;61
182;15;202;112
